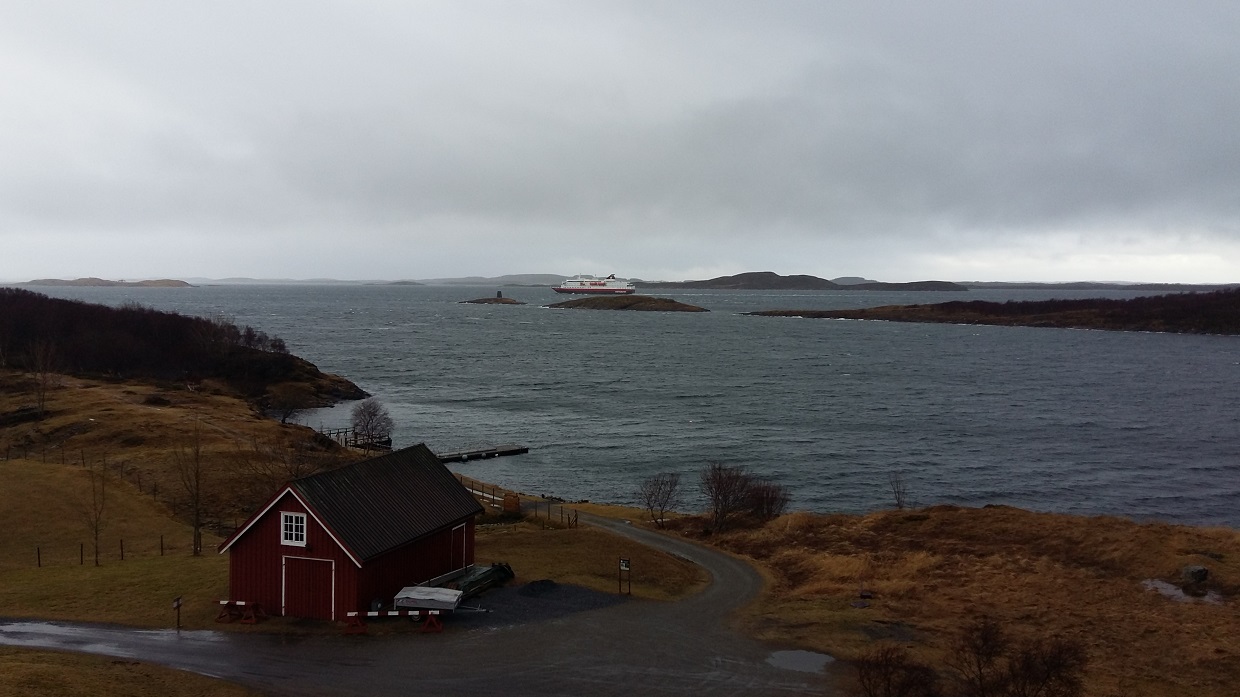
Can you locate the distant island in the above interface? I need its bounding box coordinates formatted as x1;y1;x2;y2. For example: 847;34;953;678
548;295;709;312
636;271;966;292
460;296;525;305
24;277;192;288
748;288;1240;335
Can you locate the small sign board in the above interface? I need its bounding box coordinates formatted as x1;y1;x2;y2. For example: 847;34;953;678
619;558;630;572
172;596;182;610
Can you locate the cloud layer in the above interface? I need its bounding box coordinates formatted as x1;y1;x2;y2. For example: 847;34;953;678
2;1;1238;282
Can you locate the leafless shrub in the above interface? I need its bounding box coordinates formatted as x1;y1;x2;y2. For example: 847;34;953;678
747;478;791;521
700;462;753;532
855;646;940;697
944;616;1087;697
889;471;909;509
1003;637;1087;697
946;616;1011;697
638;472;682;528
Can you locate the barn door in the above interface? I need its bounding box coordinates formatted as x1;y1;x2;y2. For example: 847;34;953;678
450;523;466;570
283;556;335;620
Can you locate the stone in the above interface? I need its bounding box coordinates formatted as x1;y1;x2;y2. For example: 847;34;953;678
1182;565;1209;584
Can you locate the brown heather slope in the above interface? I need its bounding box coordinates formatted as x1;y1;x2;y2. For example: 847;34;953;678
0;369;358;527
691;505;1240;697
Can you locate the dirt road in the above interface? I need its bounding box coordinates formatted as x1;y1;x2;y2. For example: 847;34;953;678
1;515;842;696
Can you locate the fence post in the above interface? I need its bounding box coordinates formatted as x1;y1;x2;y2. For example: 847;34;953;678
37;546;41;568
120;539;124;561
160;535;164;556
80;543;83;565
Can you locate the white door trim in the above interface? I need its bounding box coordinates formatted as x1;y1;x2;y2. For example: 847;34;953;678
281;555;336;621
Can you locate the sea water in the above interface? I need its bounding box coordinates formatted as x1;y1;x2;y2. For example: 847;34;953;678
27;284;1240;527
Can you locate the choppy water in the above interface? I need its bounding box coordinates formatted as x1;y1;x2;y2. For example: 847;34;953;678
28;284;1240;527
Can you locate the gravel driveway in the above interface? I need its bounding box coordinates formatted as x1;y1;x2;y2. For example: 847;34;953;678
1;514;843;696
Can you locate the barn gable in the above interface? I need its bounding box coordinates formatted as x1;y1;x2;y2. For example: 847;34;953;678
219;443;483;564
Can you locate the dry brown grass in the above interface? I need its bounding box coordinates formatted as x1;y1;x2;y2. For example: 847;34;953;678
0;648;262;697
0;369;356;525
708;505;1240;697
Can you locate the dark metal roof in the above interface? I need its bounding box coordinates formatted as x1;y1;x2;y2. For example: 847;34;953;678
289;444;483;563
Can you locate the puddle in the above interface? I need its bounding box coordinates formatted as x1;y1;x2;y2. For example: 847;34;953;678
1141;579;1223;604
766;650;834;674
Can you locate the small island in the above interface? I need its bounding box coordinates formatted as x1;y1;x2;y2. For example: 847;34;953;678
747;287;1240;335
460;297;526;305
548;295;709;312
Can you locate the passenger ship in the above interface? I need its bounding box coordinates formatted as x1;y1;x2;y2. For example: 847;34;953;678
552;274;636;295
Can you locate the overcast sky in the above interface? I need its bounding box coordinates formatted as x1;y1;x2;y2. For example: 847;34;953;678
2;2;1238;283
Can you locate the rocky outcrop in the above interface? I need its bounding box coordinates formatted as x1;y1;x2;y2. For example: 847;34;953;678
548;295;709;312
460;297;526;305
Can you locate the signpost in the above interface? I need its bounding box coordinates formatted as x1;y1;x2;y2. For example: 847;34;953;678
618;557;631;595
173;596;183;630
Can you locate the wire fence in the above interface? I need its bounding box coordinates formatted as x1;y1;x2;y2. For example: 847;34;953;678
21;533;200;569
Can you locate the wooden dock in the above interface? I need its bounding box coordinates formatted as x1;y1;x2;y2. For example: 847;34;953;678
435;443;529;463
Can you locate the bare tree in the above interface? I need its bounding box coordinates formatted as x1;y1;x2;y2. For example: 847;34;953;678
638;472;682;528
176;423;206;555
78;452;108;566
30;339;58;416
888;471;909;510
1003;638;1087;697
232;437;341;506
945;616;1012;697
700;463;753;532
268;382;316;424
351;398;394;449
747;478;791;521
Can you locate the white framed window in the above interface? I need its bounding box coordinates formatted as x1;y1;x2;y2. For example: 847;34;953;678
281;512;307;546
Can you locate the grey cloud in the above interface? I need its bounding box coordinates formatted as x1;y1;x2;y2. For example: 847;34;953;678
1;1;1238;281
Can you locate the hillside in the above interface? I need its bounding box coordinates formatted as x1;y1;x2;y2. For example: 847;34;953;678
749;287;1240;335
699;505;1240;697
0;288;365;403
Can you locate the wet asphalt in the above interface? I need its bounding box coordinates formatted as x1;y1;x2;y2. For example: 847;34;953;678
0;514;842;696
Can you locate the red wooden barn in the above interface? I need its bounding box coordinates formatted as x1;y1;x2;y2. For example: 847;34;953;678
218;444;484;620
